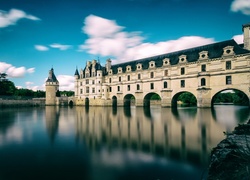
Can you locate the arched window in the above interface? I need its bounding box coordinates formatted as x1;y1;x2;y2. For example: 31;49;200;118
201;78;206;86
164;81;168;88
150;72;154;78
137;84;140;90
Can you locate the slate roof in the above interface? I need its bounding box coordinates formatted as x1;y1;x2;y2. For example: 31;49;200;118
110;39;250;74
46;68;59;83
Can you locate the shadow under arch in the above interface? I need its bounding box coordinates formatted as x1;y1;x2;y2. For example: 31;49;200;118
171;91;197;108
112;96;117;107
123;94;135;107
143;92;161;107
211;88;249;107
68;100;73;107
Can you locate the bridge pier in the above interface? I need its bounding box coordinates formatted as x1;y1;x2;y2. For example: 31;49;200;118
197;88;212;108
161;90;173;107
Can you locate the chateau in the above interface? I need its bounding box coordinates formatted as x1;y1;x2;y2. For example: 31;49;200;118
46;23;250;107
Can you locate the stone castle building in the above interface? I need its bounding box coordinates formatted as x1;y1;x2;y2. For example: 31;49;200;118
72;23;250;108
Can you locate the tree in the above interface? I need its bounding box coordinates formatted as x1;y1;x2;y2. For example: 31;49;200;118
0;73;7;81
0;80;16;96
178;92;197;106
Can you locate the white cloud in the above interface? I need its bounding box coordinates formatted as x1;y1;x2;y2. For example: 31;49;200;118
35;45;49;51
0;8;40;28
57;75;74;91
80;15;214;63
50;43;72;50
232;34;244;44
0;62;35;78
231;0;250;15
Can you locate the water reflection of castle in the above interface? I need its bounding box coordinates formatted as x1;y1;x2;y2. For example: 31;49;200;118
74;106;240;166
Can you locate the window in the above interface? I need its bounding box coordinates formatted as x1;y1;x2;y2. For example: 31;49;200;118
119;76;121;82
164;70;168;76
226;76;232;85
109;87;112;92
150;83;154;89
117;86;120;91
86;87;89;93
181;80;185;88
127;75;130;81
137;84;140;90
80;82;82;86
92;80;95;84
127;85;130;91
226;61;231;70
164;81;167;88
80;89;83;94
150;72;154;78
92;88;95;93
86;79;89;84
201;78;206;86
181;67;185;75
109;78;112;83
92;72;95;76
138;74;141;79
201;64;206;72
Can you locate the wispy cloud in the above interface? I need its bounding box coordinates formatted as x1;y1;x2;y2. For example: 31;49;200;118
0;8;40;28
231;0;250;15
0;62;35;78
57;75;74;91
80;15;214;63
50;43;72;50
34;45;49;51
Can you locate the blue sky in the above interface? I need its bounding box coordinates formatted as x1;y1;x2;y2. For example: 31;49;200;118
0;0;249;91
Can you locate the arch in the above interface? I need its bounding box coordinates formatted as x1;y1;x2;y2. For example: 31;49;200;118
172;91;197;107
211;88;249;107
85;97;89;107
112;96;117;107
68;100;73;107
123;94;135;107
143;92;161;107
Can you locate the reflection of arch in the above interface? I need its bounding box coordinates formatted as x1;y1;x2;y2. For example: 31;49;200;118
85;97;89;107
171;91;197;107
143;93;161;107
143;106;151;118
112;96;117;107
171;107;197;123
123;94;135;107
69;100;73;107
123;106;131;117
211;88;249;107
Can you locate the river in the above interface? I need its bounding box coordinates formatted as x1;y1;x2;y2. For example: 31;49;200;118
0;105;249;180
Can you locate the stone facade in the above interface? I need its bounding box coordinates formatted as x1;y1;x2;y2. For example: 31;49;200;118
73;23;250;107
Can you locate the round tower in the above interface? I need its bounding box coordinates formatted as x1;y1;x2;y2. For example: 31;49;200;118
46;68;59;105
243;23;250;50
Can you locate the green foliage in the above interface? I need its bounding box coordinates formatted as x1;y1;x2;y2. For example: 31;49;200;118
0;80;17;96
214;90;248;105
177;92;197;106
151;94;161;100
60;90;74;97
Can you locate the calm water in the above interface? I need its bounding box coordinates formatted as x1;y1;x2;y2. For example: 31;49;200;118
0;105;249;180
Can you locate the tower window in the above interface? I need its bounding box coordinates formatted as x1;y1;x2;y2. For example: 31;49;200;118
150;72;154;78
201;78;206;86
226;76;232;85
164;70;168;76
181;67;185;75
226;61;231;70
127;75;130;81
127;85;130;91
119;76;121;82
137;84;140;90
201;64;206;72
109;78;112;83
150;83;154;89
138;74;141;79
181;80;185;88
164;81;167;88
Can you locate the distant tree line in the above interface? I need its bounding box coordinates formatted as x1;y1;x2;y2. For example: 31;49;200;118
213;90;248;105
0;73;74;99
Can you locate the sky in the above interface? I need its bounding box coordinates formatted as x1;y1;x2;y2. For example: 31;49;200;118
0;0;249;91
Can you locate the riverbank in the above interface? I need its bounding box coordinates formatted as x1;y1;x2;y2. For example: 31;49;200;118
208;119;250;180
0;98;45;107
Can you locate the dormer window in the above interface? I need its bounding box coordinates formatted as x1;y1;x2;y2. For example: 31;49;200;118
199;51;208;60
149;61;155;68
136;63;142;70
179;55;187;63
223;46;234;56
163;58;170;66
118;67;122;73
126;65;131;72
